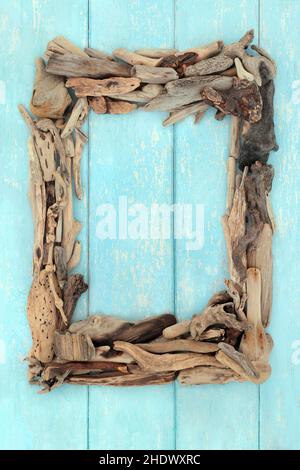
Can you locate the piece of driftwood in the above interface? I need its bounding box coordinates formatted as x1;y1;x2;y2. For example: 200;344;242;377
46;53;132;78
30;58;71;119
22;30;277;391
114;341;221;372
163;103;208;127
247;223;272;326
66;77;141;97
132;65;178;84
66;371;175;386
54;331;95;361
185;55;233;77
178;366;242;385
136;47;178;58
137;339;219;354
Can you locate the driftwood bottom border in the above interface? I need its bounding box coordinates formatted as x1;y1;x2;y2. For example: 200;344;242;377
19;30;278;392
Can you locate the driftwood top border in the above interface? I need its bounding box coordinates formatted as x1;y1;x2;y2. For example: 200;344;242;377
19;30;278;392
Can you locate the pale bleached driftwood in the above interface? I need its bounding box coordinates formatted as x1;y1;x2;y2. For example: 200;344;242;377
61;97;88;139
27;137;47;275
67;240;81;271
240;268;269;362
132;65;178;84
30;58;71;119
27;269;59;363
114;341;221;372
54;331;95;361
234;57;254;81
178;366;242;385
105;83;163;103
137;339;219;354
144;76;233;112
163;320;190;339
72;129;87;200
45;36;89;60
190;303;247;341
135;47;178;58
179;41;223;60
163;102;208;127
185;55;233;77
46;53;132;78
247;224;272;327
66;77;141;97
216;343;258;381
113;48;160;66
226;116;240;211
62;155;82;263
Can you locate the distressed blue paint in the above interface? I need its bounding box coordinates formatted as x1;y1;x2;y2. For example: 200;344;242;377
0;0;299;451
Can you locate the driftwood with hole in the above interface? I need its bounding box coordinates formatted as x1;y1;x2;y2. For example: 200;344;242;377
20;30;277;392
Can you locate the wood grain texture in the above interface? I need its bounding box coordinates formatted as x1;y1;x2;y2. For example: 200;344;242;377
0;0;299;452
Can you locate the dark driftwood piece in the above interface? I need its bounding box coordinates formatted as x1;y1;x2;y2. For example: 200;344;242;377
20;30;277;391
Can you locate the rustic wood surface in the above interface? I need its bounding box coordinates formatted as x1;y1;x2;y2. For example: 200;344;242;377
0;0;299;452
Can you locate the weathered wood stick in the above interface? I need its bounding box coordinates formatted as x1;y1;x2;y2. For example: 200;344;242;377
46;53;132;78
54;331;95;361
61;97;89;139
216;343;258;381
132;65;178;84
178;41;223;60
66;77;141;97
104;83;163;103
137;339;219;354
234;57;254;81
114;341;221;372
247;224;273;327
73;129;87;199
240;268;269;361
226;116;239;211
84;47;113;61
178;366;243;385
113;48;160;66
43;360;128;381
67;240;81;271
30;58;71;119
185;55;233;77
45;36;88;59
65;371;175;386
163;320;190;339
135;47;178;58
230;115;240;159
163;103;208;127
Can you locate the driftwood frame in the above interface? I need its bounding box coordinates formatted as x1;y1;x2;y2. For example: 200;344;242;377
19;30;278;392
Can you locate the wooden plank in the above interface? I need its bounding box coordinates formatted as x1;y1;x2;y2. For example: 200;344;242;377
174;0;259;450
0;0;88;449
88;0;175;450
259;0;300;450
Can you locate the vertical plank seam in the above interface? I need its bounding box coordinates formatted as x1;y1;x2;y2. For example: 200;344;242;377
173;0;177;451
87;0;91;451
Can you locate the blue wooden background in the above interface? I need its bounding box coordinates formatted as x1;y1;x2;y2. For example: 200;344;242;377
0;0;299;450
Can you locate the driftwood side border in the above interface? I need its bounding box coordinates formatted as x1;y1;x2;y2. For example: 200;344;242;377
19;30;278;392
